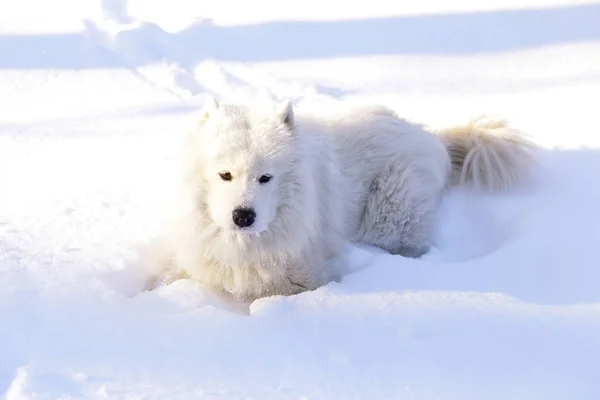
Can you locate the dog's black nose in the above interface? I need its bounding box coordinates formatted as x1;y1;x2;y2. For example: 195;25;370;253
232;207;256;228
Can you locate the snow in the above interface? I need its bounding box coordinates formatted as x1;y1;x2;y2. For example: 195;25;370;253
2;0;600;398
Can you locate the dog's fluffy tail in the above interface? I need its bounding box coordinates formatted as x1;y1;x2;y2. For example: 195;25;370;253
438;116;536;192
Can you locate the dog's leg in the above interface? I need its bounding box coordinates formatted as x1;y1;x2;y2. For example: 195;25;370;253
356;160;441;258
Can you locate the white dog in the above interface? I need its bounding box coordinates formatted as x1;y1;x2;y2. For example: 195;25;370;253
145;97;534;301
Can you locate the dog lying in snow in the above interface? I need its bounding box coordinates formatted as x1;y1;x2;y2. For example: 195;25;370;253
144;97;534;301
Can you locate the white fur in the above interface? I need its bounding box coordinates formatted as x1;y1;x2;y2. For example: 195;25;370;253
146;98;535;300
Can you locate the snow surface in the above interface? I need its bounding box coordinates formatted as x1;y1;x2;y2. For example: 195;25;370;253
2;1;600;399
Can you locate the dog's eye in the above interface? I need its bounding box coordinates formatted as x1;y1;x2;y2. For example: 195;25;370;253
258;174;272;184
219;172;232;181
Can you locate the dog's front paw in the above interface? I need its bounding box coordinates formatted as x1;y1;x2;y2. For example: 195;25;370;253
144;268;189;291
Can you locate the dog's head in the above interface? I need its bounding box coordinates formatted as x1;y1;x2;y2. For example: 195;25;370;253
190;97;298;235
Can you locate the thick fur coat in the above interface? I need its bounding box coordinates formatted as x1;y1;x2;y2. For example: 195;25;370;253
145;98;534;300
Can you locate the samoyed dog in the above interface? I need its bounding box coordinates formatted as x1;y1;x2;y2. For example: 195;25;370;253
145;97;534;301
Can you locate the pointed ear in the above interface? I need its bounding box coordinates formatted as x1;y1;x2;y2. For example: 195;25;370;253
199;96;220;123
277;99;293;127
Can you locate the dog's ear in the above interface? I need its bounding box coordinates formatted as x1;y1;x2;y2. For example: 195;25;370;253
199;96;220;123
277;99;294;127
